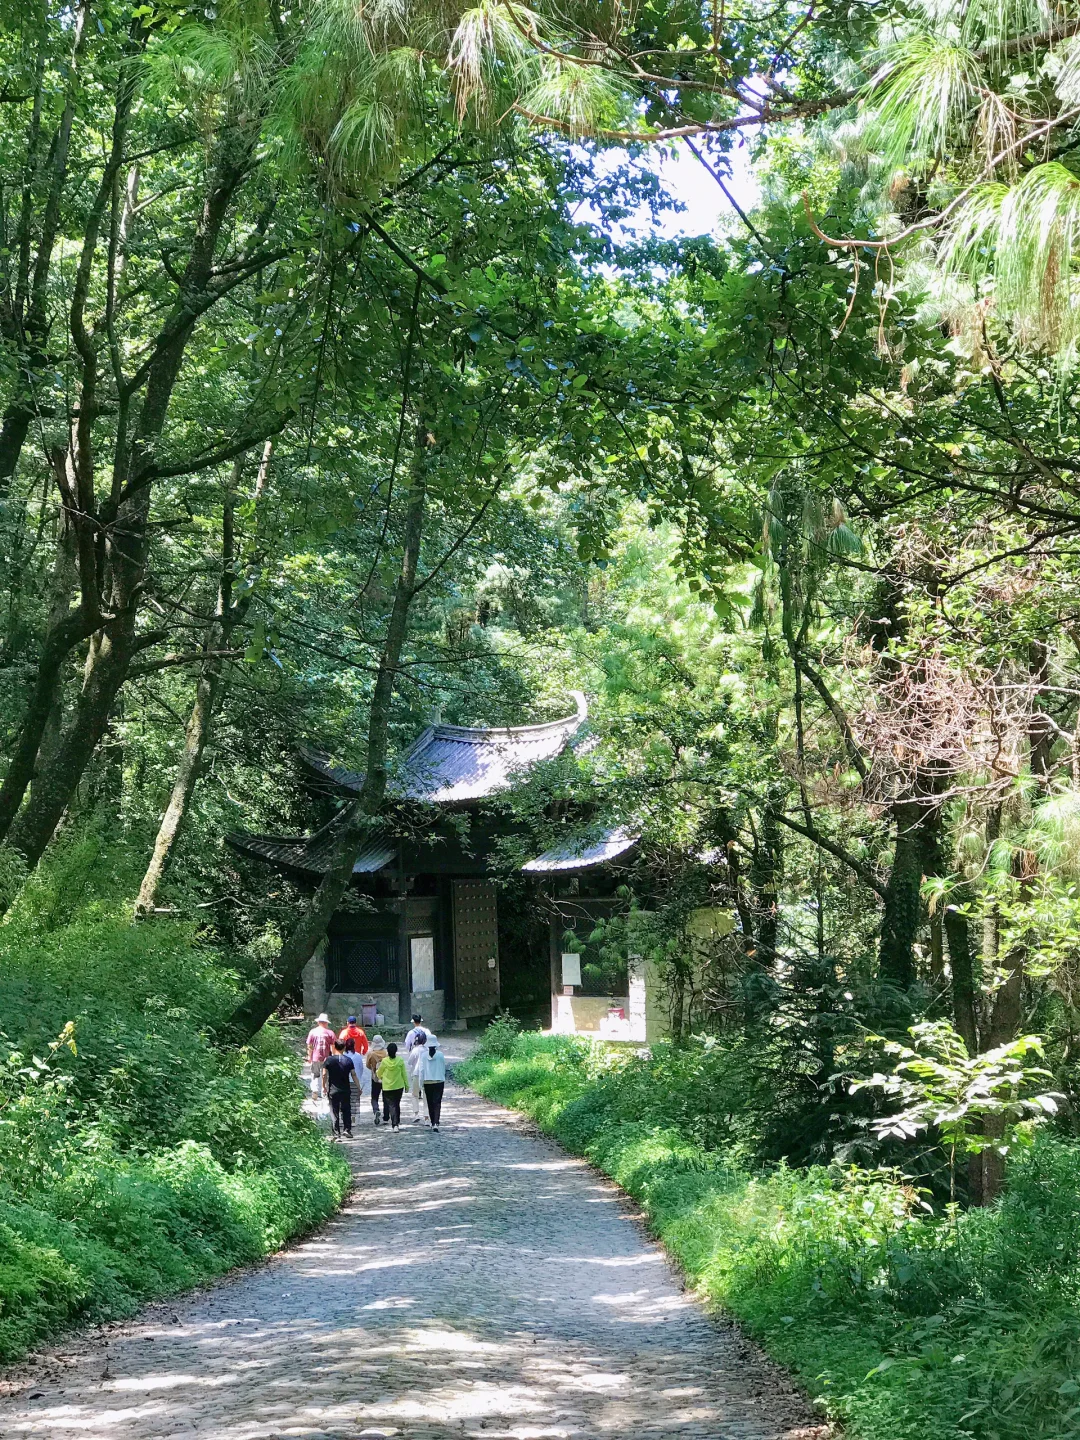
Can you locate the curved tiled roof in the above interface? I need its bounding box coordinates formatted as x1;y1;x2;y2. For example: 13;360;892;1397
226;818;396;876
227;694;591;877
301;692;588;805
522;826;639;873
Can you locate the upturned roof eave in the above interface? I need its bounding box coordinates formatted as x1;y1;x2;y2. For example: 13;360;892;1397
522;825;640;874
297;692;588;805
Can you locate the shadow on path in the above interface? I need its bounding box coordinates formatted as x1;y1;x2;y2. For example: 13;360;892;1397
0;1047;822;1440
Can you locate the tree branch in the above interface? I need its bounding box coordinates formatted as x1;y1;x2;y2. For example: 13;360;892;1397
125;412;293;493
796;652;870;780
127;647;244;679
364;214;448;294
773;812;886;897
515;91;854;143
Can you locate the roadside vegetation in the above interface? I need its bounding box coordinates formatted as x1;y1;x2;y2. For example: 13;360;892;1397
0;836;347;1362
460;1026;1080;1440
4;0;1080;1427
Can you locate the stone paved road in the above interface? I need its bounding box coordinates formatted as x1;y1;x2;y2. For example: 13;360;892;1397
0;1044;822;1440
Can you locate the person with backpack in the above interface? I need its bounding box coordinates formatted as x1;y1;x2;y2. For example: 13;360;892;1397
323;1039;355;1139
365;1034;388;1125
376;1043;407;1132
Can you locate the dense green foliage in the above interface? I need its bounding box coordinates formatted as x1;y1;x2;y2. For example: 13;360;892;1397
4;0;1080;1422
461;1032;1080;1440
0;836;347;1362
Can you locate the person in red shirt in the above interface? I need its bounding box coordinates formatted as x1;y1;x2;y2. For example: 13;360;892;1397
338;1015;369;1056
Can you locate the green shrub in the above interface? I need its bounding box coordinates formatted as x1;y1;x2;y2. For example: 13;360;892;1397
459;1033;1080;1440
0;851;349;1362
476;1009;523;1059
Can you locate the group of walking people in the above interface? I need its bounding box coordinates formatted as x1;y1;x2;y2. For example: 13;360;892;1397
305;1011;447;1138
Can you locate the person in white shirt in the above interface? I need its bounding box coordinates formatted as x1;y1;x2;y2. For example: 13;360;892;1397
405;1029;428;1122
418;1034;446;1131
404;1014;426;1053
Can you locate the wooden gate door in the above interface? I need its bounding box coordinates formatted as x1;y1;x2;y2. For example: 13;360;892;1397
452;879;500;1019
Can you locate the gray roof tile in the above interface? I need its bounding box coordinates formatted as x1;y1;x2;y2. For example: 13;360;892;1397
228;695;589;875
226;821;396;876
522;826;639;873
301;692;587;804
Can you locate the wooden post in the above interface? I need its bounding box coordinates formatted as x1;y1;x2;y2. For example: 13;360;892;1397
549;907;561;1031
397;846;411;1029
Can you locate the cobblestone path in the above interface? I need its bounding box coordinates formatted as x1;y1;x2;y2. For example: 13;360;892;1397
0;1050;820;1440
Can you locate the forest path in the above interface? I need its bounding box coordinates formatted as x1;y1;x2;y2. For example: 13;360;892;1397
0;1041;820;1440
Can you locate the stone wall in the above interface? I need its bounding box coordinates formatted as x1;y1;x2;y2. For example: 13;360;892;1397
321;989;445;1031
300;944;445;1031
552;994;631;1035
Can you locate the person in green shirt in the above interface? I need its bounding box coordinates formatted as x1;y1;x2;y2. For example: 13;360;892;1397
376;1043;407;1130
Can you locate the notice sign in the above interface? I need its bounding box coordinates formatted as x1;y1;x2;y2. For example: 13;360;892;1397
561;952;581;988
410;935;435;993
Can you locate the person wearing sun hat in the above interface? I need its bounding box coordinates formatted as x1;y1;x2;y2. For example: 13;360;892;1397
305;1012;335;1100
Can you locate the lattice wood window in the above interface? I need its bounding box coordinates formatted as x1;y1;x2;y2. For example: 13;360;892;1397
328;936;398;992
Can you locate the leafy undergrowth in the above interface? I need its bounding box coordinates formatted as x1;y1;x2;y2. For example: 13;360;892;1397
458;1031;1080;1440
0;839;349;1363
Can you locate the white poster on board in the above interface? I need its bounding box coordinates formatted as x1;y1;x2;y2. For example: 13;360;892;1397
410;935;435;992
561;952;581;987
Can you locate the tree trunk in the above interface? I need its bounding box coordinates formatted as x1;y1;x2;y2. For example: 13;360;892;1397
0;121;260;859
134;664;221;913
135;470;242;913
878;799;924;989
929;907;944;981
219;418;432;1043
711;805;755;955
943;891;979;1055
86;704;125;815
1029;640;1053;787
987;927;1026;1049
0;410;35;495
8;623;135;862
27;510;80;813
977;820;1029;1205
0;1;92;497
921;806;980;1054
0;607;97;844
752;796;782;965
972;801;1035;1212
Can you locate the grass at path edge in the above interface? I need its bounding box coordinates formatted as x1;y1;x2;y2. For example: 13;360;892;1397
457;1034;1080;1440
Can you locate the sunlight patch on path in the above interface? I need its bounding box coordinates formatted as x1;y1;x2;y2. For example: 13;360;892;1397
0;1043;818;1440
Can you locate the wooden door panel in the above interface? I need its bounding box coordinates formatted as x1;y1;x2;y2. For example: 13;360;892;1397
452;879;499;1018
